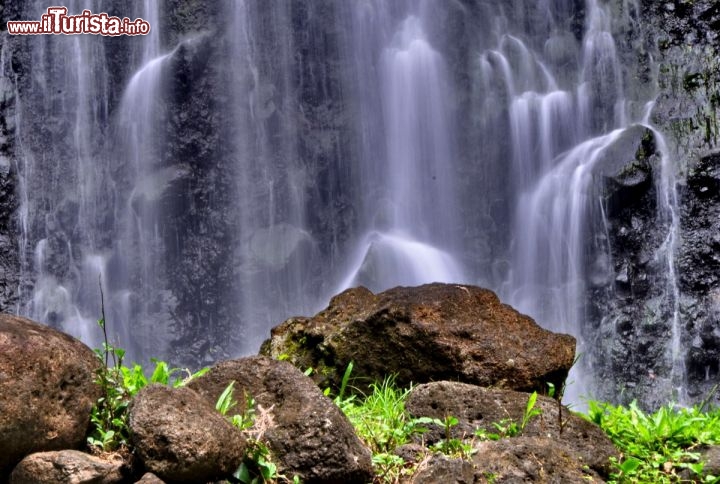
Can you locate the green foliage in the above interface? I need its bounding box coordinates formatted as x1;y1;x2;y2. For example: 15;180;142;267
425;415;475;458
521;391;542;432
489;418;519;439
88;289;208;451
585;400;720;483
87;310;131;451
218;382;296;484
338;375;425;454
371;453;407;483
334;374;433;482
233;441;281;484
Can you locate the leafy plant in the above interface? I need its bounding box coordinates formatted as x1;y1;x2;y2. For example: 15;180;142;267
584;399;720;483
87;291;131;451
217;381;296;483
88;282;208;451
490;418;519;439
372;453;408;483
521;391;542;432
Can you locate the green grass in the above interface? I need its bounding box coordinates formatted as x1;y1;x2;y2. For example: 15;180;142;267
331;370;720;484
333;375;431;482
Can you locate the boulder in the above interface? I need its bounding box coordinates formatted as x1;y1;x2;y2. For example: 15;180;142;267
187;356;374;484
405;381;618;477
472;436;605;483
0;314;101;478
261;283;576;393
410;455;475;484
128;384;245;483
9;450;124;484
699;445;720;476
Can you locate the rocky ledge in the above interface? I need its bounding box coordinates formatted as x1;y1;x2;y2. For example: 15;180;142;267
1;283;617;483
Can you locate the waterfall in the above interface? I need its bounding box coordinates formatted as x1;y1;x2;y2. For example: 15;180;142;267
336;4;465;292
498;0;683;404
226;1;318;354
14;0;114;347
4;0;688;405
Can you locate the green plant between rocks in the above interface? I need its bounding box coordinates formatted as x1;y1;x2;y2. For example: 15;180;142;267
216;381;300;484
87;285;209;451
584;399;720;483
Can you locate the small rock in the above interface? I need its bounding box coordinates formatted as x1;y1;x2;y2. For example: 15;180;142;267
700;445;720;475
9;450;124;484
472;436;605;483
411;455;475;484
134;472;165;483
406;381;618;477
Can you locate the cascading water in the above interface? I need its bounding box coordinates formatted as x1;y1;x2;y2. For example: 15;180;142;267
3;0;690;406
14;0;115;347
337;3;465;292
495;0;683;403
226;1;317;354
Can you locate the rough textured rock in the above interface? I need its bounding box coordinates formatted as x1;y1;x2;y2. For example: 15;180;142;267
406;381;618;477
584;115;682;408
472;436;605;483
410;455;475;484
600;0;720;408
261;283;576;394
187;356;373;484
0;314;101;478
679;151;720;399
128;384;245;483
134;473;165;484
699;446;720;476
9;450;125;484
594;124;656;214
0;63;18;313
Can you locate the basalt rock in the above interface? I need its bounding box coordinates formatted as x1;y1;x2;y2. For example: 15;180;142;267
405;381;618;478
9;450;125;484
261;283;576;394
0;314;101;479
472;436;606;483
679;151;720;399
188;356;374;484
128;384;246;483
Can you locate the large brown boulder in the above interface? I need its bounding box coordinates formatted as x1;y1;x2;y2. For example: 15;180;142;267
405;381;618;477
260;283;576;393
0;314;101;478
9;450;124;484
128;385;246;483
187;356;374;484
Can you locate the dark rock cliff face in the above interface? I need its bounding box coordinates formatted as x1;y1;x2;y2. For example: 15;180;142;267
594;0;720;406
0;40;18;312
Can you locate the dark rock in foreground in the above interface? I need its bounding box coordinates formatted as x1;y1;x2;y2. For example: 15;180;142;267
129;384;246;483
406;381;618;478
472;436;605;483
261;283;576;393
0;314;101;478
9;450;125;484
188;356;374;484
